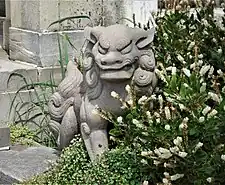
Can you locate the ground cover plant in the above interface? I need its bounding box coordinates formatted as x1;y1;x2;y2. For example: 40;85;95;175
22;5;225;185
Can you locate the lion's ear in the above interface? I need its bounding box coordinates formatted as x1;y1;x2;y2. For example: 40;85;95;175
84;26;104;44
135;27;155;49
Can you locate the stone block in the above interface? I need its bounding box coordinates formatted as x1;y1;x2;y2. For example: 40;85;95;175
0;146;58;184
37;66;63;85
10;0;101;31
9;27;84;67
0;59;38;92
0;90;36;124
0;126;10;151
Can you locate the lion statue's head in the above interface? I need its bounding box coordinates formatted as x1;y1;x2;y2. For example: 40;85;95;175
82;24;157;99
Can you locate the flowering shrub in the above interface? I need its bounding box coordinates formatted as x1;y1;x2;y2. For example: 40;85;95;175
97;7;225;185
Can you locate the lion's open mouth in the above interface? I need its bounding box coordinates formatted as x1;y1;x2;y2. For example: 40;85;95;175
99;63;136;80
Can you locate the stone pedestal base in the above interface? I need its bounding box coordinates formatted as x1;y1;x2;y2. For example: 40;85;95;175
9;27;84;67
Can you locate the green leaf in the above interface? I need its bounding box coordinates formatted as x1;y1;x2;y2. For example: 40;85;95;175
47;15;91;29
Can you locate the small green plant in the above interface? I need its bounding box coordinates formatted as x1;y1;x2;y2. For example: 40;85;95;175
9;124;37;146
22;135;146;185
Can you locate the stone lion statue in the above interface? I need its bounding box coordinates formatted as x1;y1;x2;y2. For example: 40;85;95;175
48;24;157;161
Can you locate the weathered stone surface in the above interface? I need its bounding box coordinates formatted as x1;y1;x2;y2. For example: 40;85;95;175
48;24;157;161
9;0;122;31
0;146;58;184
0;59;38;92
37;66;63;85
0;126;10;151
9;27;84;67
0;89;36;123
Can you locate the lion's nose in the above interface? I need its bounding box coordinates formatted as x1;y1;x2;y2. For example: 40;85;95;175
101;60;123;65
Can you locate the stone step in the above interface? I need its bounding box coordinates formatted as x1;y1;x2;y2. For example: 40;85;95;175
0;146;59;184
0;48;63;124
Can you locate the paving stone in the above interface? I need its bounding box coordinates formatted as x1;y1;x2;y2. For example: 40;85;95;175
0;146;59;184
0;59;38;92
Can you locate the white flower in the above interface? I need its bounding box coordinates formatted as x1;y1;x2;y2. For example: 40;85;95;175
202;106;211;115
127;99;133;106
141;159;148;165
179;103;186;111
141;151;153;157
179;123;184;130
158;95;163;108
208;66;214;76
200;83;206;93
165;106;171;120
153;160;161;166
125;84;131;93
142;180;149;185
195;142;203;151
138;96;148;104
172;66;177;75
111;91;119;98
156;118;161;123
170;174;184;181
188;41;195;50
146;111;151;119
208;92;221;103
203;30;209;35
212;38;217;43
163;33;168;39
165;124;171;131
155;69;168;84
198;116;205;123
157;147;173;159
154;112;160;118
198;54;204;59
218;48;222;54
206;177;212;183
200;65;211;76
190;62;196;69
177;54;185;62
151;94;157;100
117;116;123;123
166;66;172;71
207;109;218;118
170;146;180;153
198;60;204;66
202;19;209;27
217;69;223;77
183;83;189;88
164;172;170;177
178;151;188;158
173;137;183;146
221;154;225;161
162;178;169;184
182;68;191;77
132;119;143;128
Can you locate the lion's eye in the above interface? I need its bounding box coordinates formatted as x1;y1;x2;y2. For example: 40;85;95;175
119;41;132;55
98;44;108;55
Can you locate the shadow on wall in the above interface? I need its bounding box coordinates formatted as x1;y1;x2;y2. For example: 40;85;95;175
0;0;5;17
